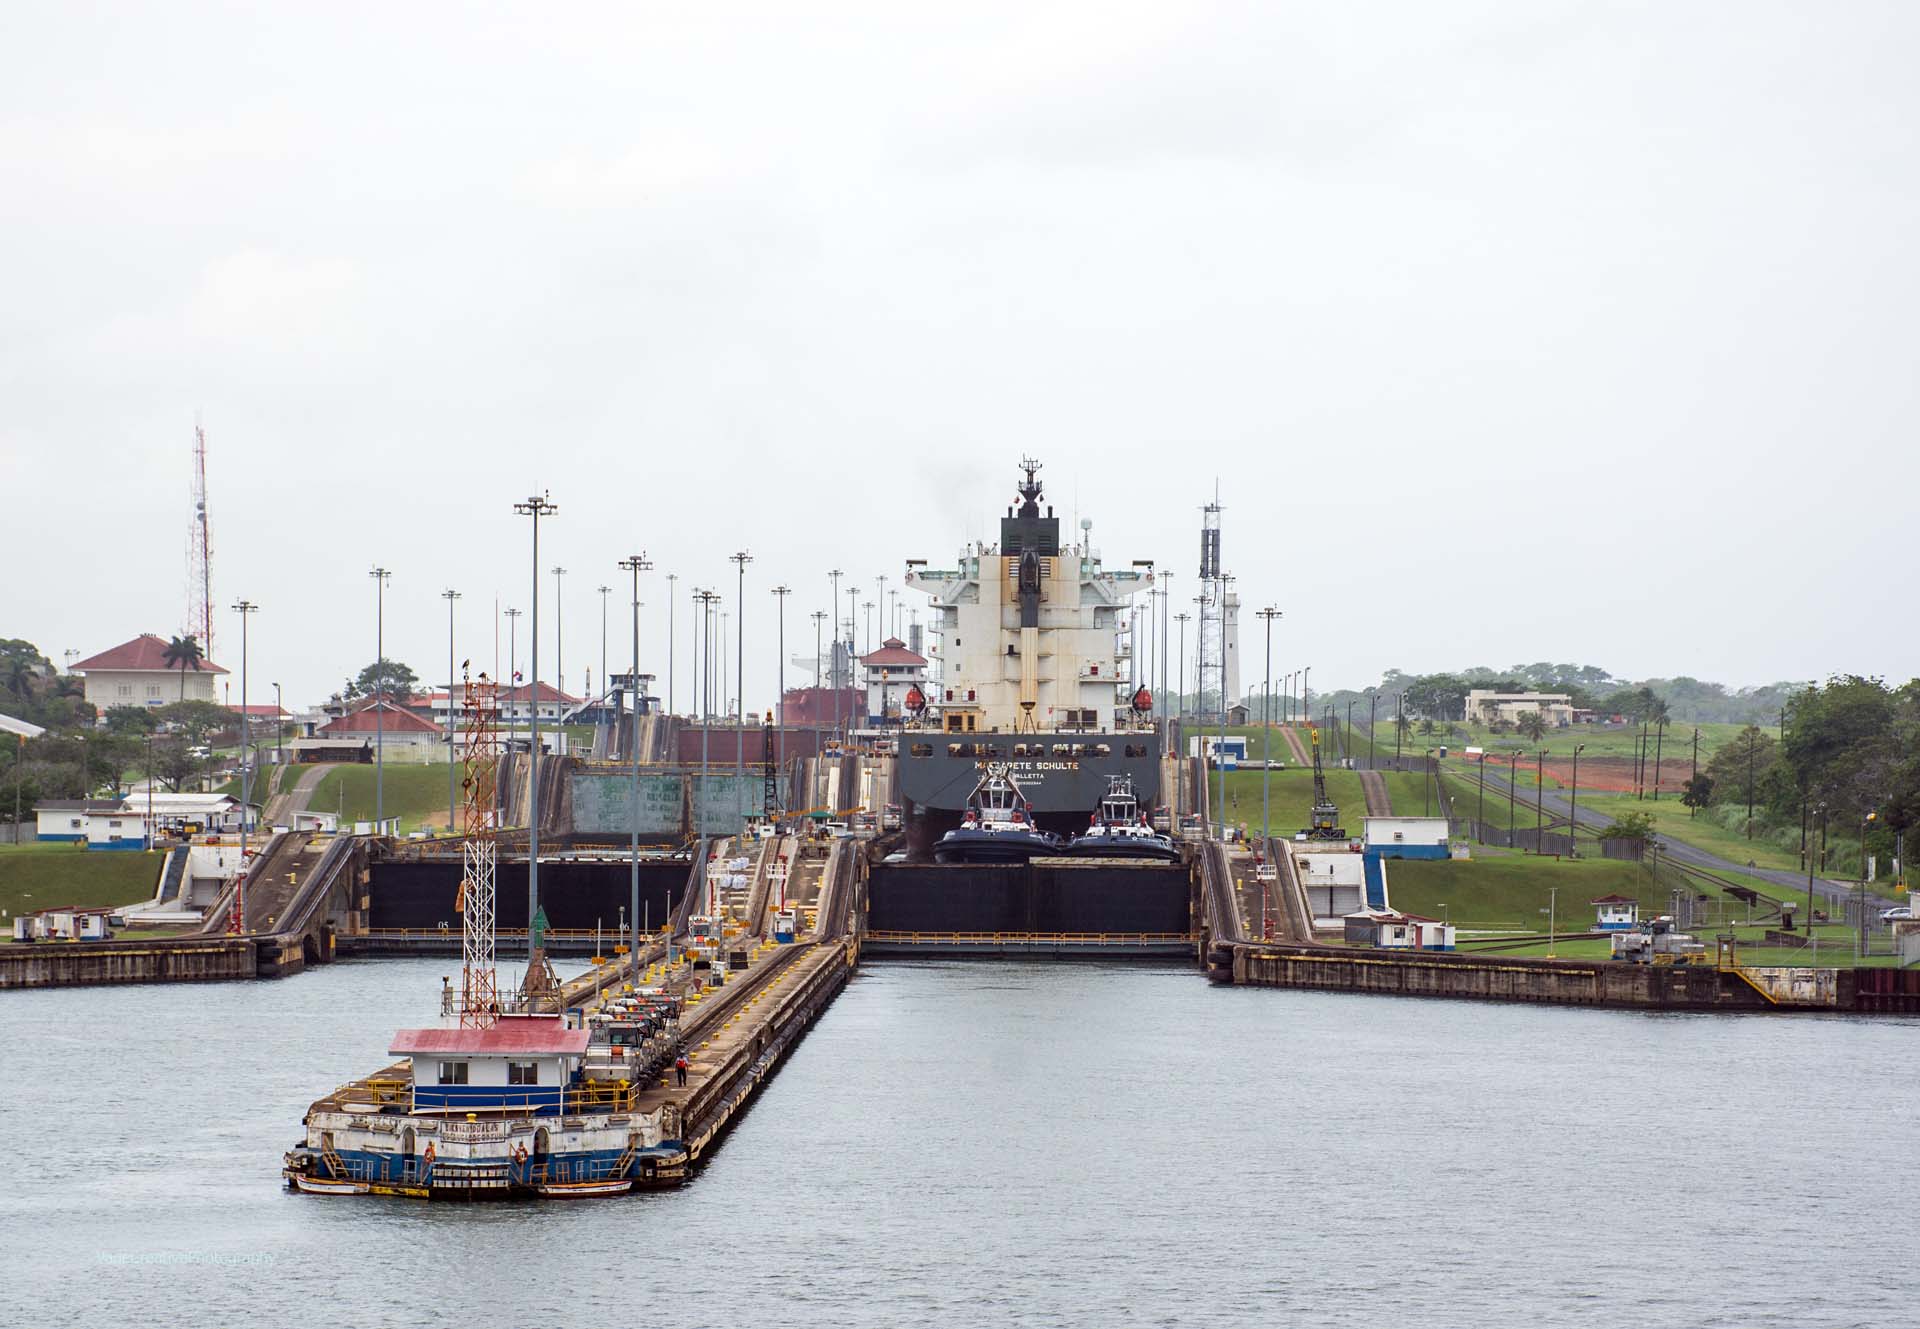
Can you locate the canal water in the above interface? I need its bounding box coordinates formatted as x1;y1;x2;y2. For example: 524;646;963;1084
4;958;1915;1327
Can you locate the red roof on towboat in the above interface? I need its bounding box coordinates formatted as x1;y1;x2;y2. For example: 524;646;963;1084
389;1016;588;1057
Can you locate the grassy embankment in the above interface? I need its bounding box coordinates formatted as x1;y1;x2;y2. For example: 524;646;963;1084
1397;721;1749;760
303;763;458;833
0;843;165;922
1380;847;1904;966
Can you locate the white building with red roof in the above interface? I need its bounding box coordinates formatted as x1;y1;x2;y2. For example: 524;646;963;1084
317;699;445;756
860;638;928;725
73;633;228;710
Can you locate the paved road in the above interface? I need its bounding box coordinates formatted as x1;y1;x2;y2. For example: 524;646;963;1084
264;763;333;825
1456;762;1865;908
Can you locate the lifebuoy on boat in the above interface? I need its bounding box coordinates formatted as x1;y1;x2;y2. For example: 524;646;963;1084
422;1142;436;1164
513;1143;528;1164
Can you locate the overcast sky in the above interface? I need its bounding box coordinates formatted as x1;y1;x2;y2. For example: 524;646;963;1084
4;2;1915;713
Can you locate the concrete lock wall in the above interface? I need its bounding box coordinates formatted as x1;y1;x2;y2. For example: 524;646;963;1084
569;771;761;838
369;859;690;932
868;863;1191;934
571;772;691;838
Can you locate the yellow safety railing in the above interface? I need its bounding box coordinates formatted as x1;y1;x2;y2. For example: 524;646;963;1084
323;1075;411;1107
863;930;1193;944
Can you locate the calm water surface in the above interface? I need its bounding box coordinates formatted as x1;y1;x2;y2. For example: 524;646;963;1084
3;957;1916;1327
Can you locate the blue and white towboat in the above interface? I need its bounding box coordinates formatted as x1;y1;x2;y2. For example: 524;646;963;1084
283;1000;692;1199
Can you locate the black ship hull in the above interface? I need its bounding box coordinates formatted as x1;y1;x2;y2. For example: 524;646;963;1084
1061;834;1184;862
932;827;1066;864
897;731;1164;817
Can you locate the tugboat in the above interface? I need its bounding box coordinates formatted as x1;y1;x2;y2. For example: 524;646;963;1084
933;765;1065;864
1066;776;1183;862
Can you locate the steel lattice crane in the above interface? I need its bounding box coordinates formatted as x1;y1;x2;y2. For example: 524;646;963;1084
1306;725;1346;840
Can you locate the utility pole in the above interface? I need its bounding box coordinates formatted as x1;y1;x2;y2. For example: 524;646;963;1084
552;566;567;699
1747;726;1757;839
1175;613;1189;719
231;599;258;857
772;584;791;812
1536;750;1545;853
1652;716;1667;800
1368;691;1378;770
811;610;825;691
828;569;844;737
1569;743;1586;857
696;589;719;833
666;573;678;717
1477;750;1486;842
369;567;391;826
443;588;460;837
620;553;652;975
505;607;520;685
1258;607;1281;845
514;493;557;959
731;551;753;827
1690;726;1700;819
597;584;611;707
1215;573;1232;843
1508;750;1521;846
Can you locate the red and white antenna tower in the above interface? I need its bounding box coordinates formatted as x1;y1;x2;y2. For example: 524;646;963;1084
186;422;214;660
456;668;502;1027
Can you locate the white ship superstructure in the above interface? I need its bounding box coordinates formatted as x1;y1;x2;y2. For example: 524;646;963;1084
906;460;1151;735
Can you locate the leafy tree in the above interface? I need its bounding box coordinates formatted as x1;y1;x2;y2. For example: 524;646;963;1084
0;638;47;700
103;705;158;735
157;699;233;747
352;658;417;703
163;635;206;700
1516;710;1547;743
1599;809;1657;842
1680;772;1714;815
146;735;204;793
1705;726;1779;810
1781;676;1897;815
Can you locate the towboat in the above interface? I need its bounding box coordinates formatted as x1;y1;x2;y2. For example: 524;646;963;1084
1066;776;1183;862
283;993;692;1200
932;765;1065;864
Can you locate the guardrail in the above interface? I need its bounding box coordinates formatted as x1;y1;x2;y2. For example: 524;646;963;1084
864;930;1193;945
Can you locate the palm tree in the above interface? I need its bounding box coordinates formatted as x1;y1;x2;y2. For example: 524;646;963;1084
1517;710;1548;743
163;635;204;700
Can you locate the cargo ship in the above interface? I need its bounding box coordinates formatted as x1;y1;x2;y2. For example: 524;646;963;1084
898;459;1161;841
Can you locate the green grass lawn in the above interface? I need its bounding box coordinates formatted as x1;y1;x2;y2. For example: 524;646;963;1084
1425;721;1751;760
1382;855;1667;934
1578;793;1804;872
0;844;165;919
306;762;458;832
1213;767;1355;836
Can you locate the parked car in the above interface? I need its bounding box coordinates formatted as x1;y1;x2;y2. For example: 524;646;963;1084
1879;906;1912;923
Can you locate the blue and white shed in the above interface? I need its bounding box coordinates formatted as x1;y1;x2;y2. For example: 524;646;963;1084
1363;816;1450;860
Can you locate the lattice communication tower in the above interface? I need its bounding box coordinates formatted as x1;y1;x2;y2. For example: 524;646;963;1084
457;669;502;1027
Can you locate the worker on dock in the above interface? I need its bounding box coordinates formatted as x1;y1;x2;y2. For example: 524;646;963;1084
675;1054;688;1087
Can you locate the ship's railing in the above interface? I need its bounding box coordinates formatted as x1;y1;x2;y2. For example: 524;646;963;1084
864;930;1193;945
324;1075;411;1108
357;927;627;942
565;1080;644;1113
